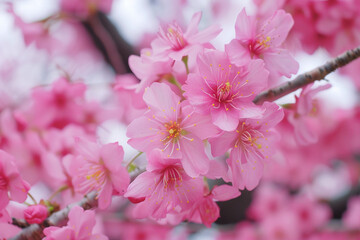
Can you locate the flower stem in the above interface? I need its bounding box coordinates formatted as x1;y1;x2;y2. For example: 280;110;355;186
27;192;37;205
48;185;69;201
126;152;143;169
182;55;190;74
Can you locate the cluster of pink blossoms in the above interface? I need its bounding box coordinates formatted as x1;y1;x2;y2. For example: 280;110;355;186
3;0;360;238
125;9;296;225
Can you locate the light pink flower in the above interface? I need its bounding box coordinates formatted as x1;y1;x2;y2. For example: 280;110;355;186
127;82;219;177
151;12;222;61
71;138;130;209
0;150;29;210
187;185;240;227
24;204;48;224
287;83;331;145
226;9;298;85
125;149;203;220
183;50;268;131
129;49;174;93
209;102;284;190
30;77;86;129
43;206;108;240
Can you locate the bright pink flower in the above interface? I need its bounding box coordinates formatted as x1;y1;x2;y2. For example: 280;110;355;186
151;12;222;61
125;149;203;220
260;210;300;240
24;204;48;224
187;185;240;227
43;206;108;240
343;196;360;229
248;184;290;221
0;150;29;210
287;83;331;145
30;77;86;129
183;50;268;131
127;82;219;177
71;138;130;209
129;49;174;93
290;195;331;234
226;9;298;85
209;102;284;190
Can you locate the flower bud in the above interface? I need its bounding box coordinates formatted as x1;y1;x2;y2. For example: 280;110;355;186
24;204;48;224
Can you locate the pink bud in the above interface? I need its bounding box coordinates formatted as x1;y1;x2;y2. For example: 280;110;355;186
24;204;48;224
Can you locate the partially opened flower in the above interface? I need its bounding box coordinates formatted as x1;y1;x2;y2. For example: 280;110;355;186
43;206;108;240
125;149;203;220
71;138;130;209
0;150;29;211
226;9;298;85
151;12;222;61
186;184;240;227
210;102;284;190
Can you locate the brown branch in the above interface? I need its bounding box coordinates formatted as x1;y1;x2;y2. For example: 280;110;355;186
253;45;360;105
10;191;98;240
10;170;143;240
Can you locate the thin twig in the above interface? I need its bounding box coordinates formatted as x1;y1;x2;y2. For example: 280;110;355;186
253;45;360;105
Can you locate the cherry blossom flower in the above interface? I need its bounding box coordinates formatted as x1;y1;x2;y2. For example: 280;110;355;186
186;184;240;227
70;138;130;209
226;9;298;85
287;83;331;145
125;149;204;220
0;150;29;210
209;102;284;190
151;12;222;61
127;82;219;177
183;50;268;131
43;206;108;240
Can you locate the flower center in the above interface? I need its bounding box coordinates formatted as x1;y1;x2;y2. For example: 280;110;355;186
248;36;271;56
159;23;187;51
235;125;263;150
164;121;181;140
78;163;106;194
217;81;232;102
162;167;183;190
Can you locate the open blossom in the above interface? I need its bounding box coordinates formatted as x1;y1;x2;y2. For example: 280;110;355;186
287;83;331;145
186;185;240;227
151;12;222;61
127;82;219;177
226;9;298;85
125;149;204;220
43;206;108;240
70;138;130;209
183;50;268;131
209;102;284;190
0;150;29;210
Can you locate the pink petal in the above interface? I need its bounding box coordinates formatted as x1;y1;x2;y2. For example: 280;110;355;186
125;172;157;199
235;9;255;40
209;131;237;157
225;39;251;66
212;185;240;201
211;107;239;131
184;12;202;37
188;24;222;44
100;143;124;172
97;180;113;210
180;137;210;177
143;82;180;119
261;10;294;47
262;49;299;78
